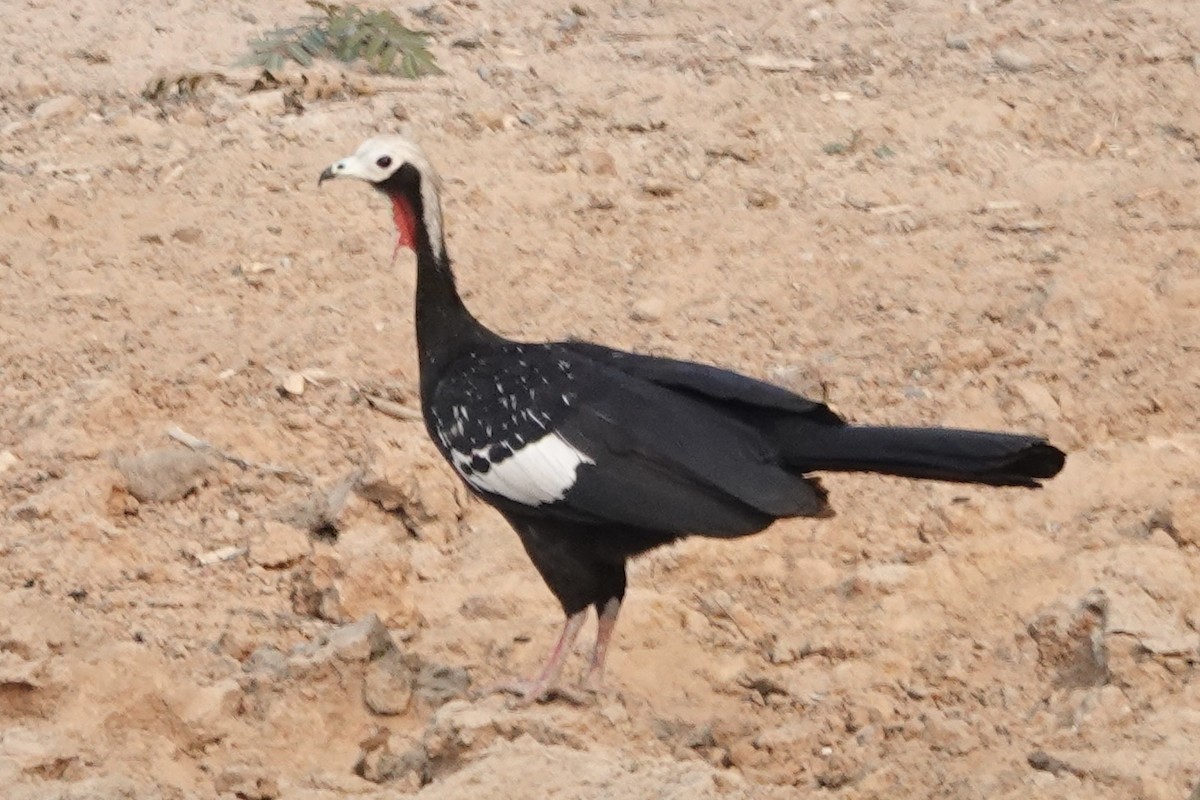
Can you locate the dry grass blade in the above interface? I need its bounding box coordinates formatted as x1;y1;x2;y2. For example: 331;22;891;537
166;425;311;483
363;394;423;421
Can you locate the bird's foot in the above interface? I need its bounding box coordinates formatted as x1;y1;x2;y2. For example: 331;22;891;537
481;678;591;707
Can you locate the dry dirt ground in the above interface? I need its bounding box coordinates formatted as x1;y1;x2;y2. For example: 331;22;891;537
2;0;1199;797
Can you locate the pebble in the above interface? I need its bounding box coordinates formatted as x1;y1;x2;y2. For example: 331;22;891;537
631;296;666;322
1013;380;1060;419
241;89;285;117
363;651;416;715
1026;593;1108;688
922;711;979;755
993;47;1035;72
249;520;311;569
114;114;165;144
280;372;306;396
32;95;85;122
743;53;816;72
945;33;971;51
579;148;617;176
0;450;18;474
116;448;216;503
325;613;395;662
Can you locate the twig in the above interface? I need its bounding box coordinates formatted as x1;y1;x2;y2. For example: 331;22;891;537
165;424;311;483
363;394;423;421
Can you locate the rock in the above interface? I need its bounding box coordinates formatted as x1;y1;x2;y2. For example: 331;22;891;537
241;89;285;117
290;560;343;622
746;188;779;209
280;372;306;396
945;33;971;51
993;47;1035;72
354;729;427;787
326;613;396;663
116;448;216;502
459;594;518;621
743;53;816;72
363;650;416;715
332;524;420;628
850;563;914;595
923;711;979;755
579;148;617;176
1027;592;1109;688
630;297;666;323
114;113;165;144
0;727;81;781
1013;380;1060;419
414;662;471;708
1166;493;1200;547
172;226;203;244
32;96;85;123
176;679;242;746
242;646;289;678
0;451;18;474
249;521;311;569
356;440;464;546
214;767;280;799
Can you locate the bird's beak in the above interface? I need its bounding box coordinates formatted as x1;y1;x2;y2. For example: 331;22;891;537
318;163;340;186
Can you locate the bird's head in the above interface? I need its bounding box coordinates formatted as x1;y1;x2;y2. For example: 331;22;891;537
319;134;445;263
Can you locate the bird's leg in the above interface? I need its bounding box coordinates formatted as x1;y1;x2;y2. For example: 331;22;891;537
491;608;588;705
582;596;621;692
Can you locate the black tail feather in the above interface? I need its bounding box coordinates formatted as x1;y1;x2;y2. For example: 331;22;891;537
783;424;1066;488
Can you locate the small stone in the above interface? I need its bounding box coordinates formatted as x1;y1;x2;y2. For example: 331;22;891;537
249;520;311;569
116;448;216;503
0;451;18;474
746;188;779;209
1013;380;1060;419
459;594;517;621
172;226;203;244
580;148;617;176
923;712;979;755
326;613;395;663
414;662;471;707
176;107;207;127
115;114;165;144
743;53;816;72
945;33;971;51
178;680;242;745
214;768;280;800
32;96;85;122
363;651;416;715
852;563;913;594
631;297;666;322
994;47;1035;72
1027;593;1109;688
280;372;306;396
242;89;285;117
1166;494;1200;547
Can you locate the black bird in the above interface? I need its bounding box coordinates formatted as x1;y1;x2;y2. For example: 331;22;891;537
319;135;1066;703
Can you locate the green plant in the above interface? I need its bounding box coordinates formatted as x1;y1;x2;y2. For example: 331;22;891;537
242;1;442;78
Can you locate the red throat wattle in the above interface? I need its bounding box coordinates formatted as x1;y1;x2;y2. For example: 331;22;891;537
390;194;419;259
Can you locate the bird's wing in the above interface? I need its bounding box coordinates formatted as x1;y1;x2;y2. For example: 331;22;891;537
560;340;843;423
429;344;828;536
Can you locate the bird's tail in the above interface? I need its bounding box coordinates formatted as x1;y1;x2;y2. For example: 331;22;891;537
782;424;1065;488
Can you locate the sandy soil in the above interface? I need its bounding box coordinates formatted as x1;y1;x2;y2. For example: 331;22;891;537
2;0;1199;797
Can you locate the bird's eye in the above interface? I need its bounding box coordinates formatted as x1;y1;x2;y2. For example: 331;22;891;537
376;155;393;169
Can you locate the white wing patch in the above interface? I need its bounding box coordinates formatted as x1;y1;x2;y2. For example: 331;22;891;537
451;433;594;506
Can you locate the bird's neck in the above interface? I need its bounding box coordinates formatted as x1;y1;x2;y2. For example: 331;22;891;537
413;245;496;398
376;168;502;402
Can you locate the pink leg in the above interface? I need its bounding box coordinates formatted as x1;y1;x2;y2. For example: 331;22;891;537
582;597;621;691
491;608;588;705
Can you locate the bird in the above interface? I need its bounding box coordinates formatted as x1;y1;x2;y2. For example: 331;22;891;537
318;134;1066;704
